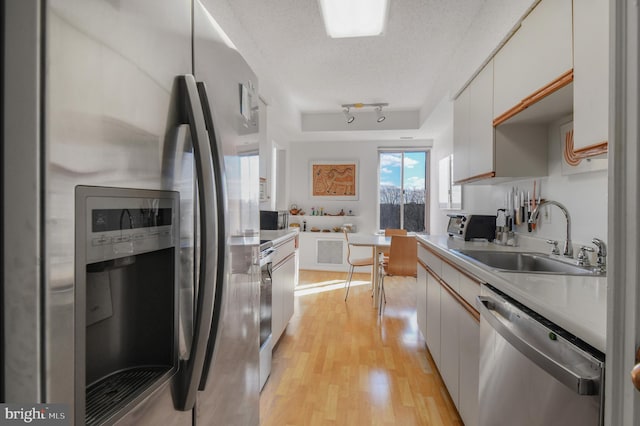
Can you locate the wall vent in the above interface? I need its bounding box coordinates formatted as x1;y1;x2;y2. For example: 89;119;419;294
316;239;344;265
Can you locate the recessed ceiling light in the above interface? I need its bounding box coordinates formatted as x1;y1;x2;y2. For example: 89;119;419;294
318;0;389;39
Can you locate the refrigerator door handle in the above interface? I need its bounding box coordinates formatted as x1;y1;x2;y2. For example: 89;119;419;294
176;74;219;411
195;81;228;391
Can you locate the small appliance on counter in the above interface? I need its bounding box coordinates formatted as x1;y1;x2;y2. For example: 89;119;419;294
495;209;516;246
447;213;496;241
260;210;289;230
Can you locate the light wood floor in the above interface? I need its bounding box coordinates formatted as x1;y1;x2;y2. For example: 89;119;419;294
259;270;463;425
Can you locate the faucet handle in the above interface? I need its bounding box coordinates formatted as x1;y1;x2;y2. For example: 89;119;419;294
546;239;560;255
577;246;595;266
592;238;607;272
592;238;607;256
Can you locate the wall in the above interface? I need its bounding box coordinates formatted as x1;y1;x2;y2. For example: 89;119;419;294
429;123;456;236
259;101;292;211
429;112;608;248
288;139;432;235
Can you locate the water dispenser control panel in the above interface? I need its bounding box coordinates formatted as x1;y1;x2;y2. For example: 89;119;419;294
77;186;179;263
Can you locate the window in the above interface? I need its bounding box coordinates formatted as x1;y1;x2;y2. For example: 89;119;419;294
378;150;429;232
438;155;462;210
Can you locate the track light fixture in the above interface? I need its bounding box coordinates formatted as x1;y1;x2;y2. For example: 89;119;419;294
342;107;355;124
340;102;388;124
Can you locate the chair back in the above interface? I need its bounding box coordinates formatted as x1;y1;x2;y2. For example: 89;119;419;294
386;235;417;277
384;228;407;237
383;229;407;256
343;229;352;264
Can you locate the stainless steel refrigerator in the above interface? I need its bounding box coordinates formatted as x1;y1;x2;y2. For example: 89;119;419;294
3;0;261;424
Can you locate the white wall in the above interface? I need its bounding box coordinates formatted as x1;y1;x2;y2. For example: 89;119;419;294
259;101;293;211
429;112;608;248
288;140;432;234
429;124;456;235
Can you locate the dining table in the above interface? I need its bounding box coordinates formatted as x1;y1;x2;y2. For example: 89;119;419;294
346;234;391;312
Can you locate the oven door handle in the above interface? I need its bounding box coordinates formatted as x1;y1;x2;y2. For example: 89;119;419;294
477;296;599;395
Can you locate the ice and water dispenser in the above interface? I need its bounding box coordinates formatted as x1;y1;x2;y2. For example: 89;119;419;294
75;186;179;425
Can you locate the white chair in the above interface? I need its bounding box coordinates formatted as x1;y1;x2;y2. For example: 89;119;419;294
343;229;375;301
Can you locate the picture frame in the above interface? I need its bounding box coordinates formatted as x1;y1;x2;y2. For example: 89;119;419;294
310;160;358;200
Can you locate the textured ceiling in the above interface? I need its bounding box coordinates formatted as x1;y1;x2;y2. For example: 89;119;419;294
201;0;538;141
224;0;485;113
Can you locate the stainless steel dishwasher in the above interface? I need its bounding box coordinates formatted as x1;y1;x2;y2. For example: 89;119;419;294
477;284;605;426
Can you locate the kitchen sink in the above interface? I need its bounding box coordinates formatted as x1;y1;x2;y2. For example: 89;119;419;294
451;249;605;276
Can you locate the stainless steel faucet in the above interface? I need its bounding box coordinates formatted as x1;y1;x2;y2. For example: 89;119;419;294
592;238;607;273
529;200;573;258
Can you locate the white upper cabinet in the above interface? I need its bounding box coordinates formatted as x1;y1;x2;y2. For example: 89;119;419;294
467;61;494;180
573;0;609;151
453;61;494;183
454;59;548;183
493;0;573;119
452;86;470;184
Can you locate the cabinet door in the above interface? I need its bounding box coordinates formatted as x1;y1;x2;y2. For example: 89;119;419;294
467;61;494;179
271;262;285;343
419;245;441;278
439;286;460;407
425;272;441;368
453;87;470;183
272;253;297;344
458;308;480;426
417;262;428;341
573;0;609;150
493;0;573;117
454;61;494;183
281;253;297;327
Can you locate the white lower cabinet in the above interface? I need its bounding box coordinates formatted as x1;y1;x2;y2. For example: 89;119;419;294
440;287;460;407
425;271;442;368
272;246;297;344
417;262;428;343
418;243;480;426
458;306;480;426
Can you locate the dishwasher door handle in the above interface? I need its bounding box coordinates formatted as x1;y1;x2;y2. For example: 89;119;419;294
477;296;599;395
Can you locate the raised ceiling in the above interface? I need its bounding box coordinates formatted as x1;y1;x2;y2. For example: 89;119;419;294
202;0;539;142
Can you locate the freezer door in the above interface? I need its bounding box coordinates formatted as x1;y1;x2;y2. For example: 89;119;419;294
4;0;194;424
193;1;261;424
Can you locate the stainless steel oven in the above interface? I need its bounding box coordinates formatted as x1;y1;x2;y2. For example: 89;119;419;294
259;242;275;390
477;284;605;426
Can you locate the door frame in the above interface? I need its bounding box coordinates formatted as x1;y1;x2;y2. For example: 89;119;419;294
606;0;639;424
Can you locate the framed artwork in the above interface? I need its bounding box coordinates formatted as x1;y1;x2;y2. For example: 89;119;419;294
560;121;607;175
310;160;358;200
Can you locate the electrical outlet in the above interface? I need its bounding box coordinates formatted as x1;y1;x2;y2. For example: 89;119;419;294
542;206;552;224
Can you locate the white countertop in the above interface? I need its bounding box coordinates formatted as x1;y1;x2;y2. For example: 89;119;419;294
260;229;298;246
417;234;607;353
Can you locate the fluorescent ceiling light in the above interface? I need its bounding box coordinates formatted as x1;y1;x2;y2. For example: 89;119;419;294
318;0;389;38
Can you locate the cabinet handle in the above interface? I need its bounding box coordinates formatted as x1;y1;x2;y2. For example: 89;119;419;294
631;348;640;392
